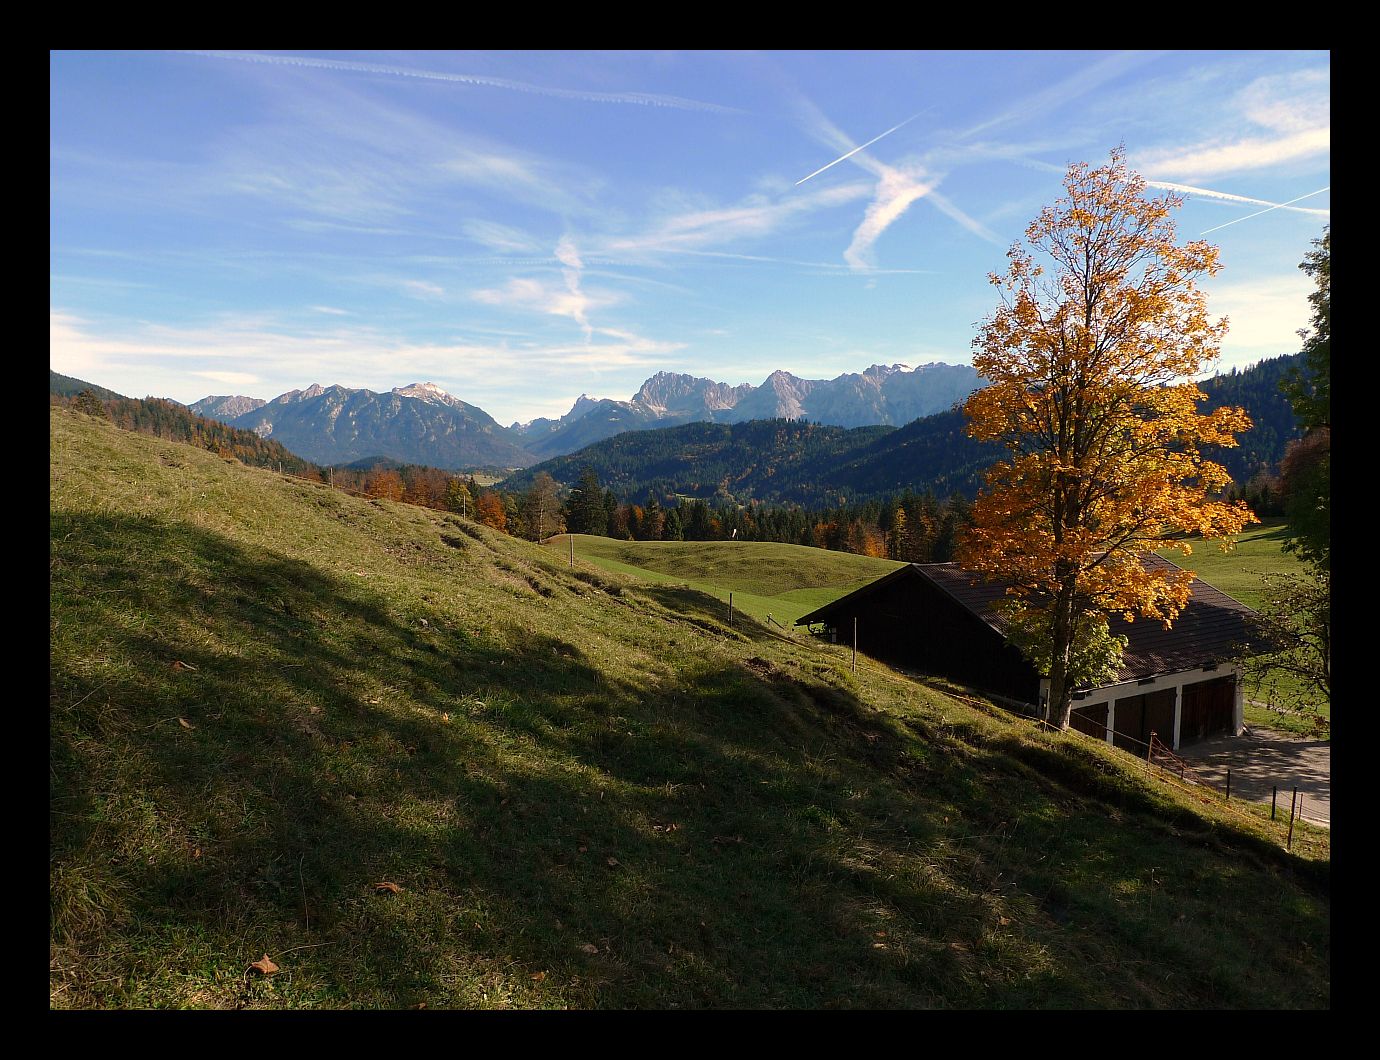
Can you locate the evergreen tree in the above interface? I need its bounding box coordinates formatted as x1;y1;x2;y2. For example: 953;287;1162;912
1280;228;1330;569
566;466;607;536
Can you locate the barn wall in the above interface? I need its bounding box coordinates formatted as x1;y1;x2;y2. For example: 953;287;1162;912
820;575;1041;704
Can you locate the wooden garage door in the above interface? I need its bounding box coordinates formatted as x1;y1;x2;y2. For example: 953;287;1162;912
1179;676;1235;745
1069;702;1109;740
1112;688;1176;754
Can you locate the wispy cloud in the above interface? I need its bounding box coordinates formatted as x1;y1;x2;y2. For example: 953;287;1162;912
184;51;744;114
555;236;592;341
461;220;548;255
171;70;604;226
1140;129;1330;182
50;309;682;419
602;181;872;258
401;279;446;300
193;369;262;387
647;247;937;274
472;250;613;343
1137;69;1329;181
956;52;1162;141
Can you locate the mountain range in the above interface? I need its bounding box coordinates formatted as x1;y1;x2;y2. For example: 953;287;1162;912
190;362;983;470
501;354;1305;506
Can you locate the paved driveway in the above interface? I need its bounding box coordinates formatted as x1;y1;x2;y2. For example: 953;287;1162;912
1175;727;1330;827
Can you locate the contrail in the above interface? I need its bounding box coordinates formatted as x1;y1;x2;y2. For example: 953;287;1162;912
183;51;744;114
1147;181;1329;217
1201;186;1330;235
795;112;925;186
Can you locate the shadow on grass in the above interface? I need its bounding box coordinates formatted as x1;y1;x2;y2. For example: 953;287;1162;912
50;513;1329;1009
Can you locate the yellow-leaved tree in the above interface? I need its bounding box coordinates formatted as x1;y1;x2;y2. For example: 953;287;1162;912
959;148;1256;730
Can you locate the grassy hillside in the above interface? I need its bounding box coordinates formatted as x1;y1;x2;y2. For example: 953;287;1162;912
50;407;1328;1009
552;537;902;627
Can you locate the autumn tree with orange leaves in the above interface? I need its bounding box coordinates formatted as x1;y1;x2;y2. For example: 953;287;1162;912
959;149;1256;730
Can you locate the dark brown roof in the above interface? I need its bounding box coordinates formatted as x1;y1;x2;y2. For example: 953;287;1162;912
796;554;1267;685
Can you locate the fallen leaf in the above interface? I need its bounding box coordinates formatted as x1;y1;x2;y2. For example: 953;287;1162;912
441;713;450;723
249;955;279;976
577;845;588;854
606;857;620;867
368;698;381;704
874;931;887;938
413;1002;427;1009
192;848;202;859
530;971;547;982
873;943;888;949
998;916;1011;926
309;706;321;715
171;660;198;672
375;881;403;894
178;717;195;730
580;943;599;955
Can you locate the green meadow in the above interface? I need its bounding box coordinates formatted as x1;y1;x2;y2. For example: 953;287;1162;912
550;536;902;628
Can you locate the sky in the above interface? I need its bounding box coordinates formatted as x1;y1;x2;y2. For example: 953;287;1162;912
50;50;1330;426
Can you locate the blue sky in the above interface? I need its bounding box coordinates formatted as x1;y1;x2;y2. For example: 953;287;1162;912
51;50;1330;425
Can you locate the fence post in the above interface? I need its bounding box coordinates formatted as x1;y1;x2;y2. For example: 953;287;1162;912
1271;785;1277;821
569;534;574;570
1287;788;1297;851
1225;768;1231;802
728;592;733;627
852;617;858;674
1146;732;1156;772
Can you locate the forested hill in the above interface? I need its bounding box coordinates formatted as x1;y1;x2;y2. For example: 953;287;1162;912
501;416;990;507
50;370;125;402
50;372;324;478
503;353;1305;506
1197;353;1304;486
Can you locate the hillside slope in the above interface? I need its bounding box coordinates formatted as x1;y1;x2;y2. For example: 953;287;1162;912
50;407;1328;1009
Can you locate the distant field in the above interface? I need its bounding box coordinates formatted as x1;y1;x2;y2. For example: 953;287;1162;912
549;537;903;627
1159;519;1327;733
562;525;1326;733
1158;519;1301;610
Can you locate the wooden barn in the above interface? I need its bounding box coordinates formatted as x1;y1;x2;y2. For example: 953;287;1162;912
795;555;1264;753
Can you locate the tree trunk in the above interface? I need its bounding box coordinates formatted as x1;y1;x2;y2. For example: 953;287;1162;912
1048;577;1077;729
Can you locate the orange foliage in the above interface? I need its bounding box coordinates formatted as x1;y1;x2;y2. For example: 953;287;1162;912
475;490;507;532
958;148;1256;725
365;470;405;502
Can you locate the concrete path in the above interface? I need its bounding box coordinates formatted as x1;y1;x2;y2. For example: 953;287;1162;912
1175;727;1330;827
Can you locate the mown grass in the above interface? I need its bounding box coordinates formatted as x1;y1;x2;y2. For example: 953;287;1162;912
51;408;1328;1009
554;536;901;626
